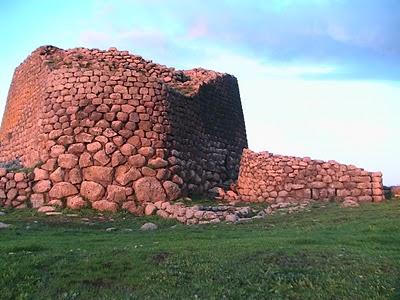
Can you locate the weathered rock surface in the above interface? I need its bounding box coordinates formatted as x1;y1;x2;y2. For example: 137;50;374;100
134;177;167;203
140;222;158;231
0;222;11;229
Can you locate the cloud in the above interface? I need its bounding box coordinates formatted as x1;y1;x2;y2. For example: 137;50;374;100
187;18;209;39
95;0;398;80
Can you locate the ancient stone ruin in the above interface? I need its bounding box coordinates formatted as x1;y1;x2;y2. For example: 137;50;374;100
0;46;385;221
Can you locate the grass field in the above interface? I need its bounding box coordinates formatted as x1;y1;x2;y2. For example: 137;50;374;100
0;200;399;300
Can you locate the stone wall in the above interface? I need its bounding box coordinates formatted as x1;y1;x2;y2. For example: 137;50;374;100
235;149;384;203
0;46;247;212
0;48;50;166
0;169;32;209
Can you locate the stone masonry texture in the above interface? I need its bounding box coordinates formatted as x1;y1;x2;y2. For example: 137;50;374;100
234;149;384;204
0;45;247;212
0;45;384;214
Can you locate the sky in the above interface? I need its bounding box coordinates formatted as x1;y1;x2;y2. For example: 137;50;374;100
0;0;399;185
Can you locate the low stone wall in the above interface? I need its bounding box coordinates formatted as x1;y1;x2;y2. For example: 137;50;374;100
235;149;384;203
0;169;32;208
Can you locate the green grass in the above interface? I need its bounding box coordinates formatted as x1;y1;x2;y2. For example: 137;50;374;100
1;200;399;300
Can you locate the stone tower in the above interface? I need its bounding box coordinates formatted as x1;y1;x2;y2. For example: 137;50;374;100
0;46;247;211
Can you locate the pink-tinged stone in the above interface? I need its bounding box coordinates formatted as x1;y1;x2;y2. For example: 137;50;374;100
30;193;45;208
128;154;146;167
310;181;327;189
93;150;110;166
123;201;143;215
79;152;93;168
329;182;344;189
68;143;85;154
372;182;382;189
372;188;383;196
50;145;66;157
7;188;18;200
322;175;332;183
121;104;135;113
162;181;181;201
138;147;154;158
80;181;105;202
225;214;237;222
38;206;56;213
87;141;102;152
336;189;350;197
120;144;135;156
339;175;350;182
92;200;118;212
41;158;57;171
82;166;113;184
373;195;385;202
48;199;63;207
67;195;87;209
284;166;293;173
278;190;289;197
154;200;165;209
103;128;117;138
226;190;238;200
357;182;371;189
16;181;28;189
172;175;183;185
114;85;128;94
33;180;52;193
358;195;373;202
115;166;142;186
351;188;362;197
0;168;7;176
34;168;49;181
134;176;167;203
156;169;169;181
111;151;126;167
49;182;78;199
145;203;157;215
341;199;360;208
76;132;94;143
14;173;25;182
50;167;64;183
148;158;168;169
58;135;74;146
68;168;82;184
106;185;127;203
157;210;170;219
58;154;78;169
127;136;141;147
185;208;194;219
105;142;117;155
353;176;371;183
141;166;156;177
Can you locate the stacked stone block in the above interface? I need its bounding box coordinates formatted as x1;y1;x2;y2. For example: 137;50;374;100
236;149;385;203
0;169;32;208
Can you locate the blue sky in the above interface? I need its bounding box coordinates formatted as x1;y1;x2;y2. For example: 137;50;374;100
0;0;399;185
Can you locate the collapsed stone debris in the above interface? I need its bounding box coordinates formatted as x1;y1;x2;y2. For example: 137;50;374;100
0;46;386;223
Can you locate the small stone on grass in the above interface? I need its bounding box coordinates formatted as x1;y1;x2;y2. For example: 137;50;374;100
0;222;11;229
140;222;158;231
